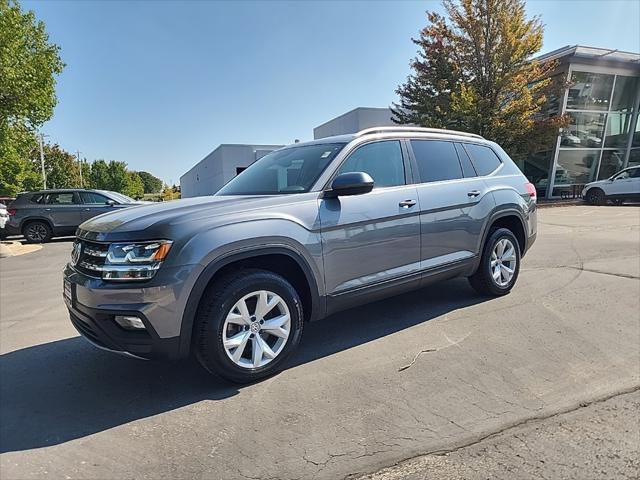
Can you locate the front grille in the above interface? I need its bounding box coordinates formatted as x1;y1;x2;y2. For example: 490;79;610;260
73;239;109;277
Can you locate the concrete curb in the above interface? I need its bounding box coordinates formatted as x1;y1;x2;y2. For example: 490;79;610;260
0;241;42;258
537;200;585;208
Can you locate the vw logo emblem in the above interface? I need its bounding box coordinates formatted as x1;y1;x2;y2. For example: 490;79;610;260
71;242;82;265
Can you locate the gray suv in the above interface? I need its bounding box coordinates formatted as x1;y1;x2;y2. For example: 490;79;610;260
63;127;537;383
6;189;143;243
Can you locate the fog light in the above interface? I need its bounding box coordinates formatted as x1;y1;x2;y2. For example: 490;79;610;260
114;315;146;330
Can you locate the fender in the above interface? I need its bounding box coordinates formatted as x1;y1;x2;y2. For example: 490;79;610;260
178;245;324;357
471;207;528;272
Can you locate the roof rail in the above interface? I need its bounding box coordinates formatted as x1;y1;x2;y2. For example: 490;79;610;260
355;126;484;140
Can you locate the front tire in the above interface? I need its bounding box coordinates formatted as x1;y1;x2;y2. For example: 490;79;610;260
585;188;606;205
23;221;52;243
194;269;304;384
469;228;521;296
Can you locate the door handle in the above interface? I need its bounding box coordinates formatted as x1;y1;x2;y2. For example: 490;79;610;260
399;199;417;208
44;208;51;211
84;208;91;211
467;190;481;197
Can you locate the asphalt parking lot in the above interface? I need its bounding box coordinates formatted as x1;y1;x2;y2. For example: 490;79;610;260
1;205;639;479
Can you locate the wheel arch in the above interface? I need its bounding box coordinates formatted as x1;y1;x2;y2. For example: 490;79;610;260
20;216;54;232
178;246;323;357
475;209;528;267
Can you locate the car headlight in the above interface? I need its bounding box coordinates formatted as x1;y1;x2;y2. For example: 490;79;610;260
102;240;173;281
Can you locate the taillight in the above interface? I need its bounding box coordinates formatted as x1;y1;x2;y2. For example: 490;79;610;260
525;182;537;202
7;208;16;216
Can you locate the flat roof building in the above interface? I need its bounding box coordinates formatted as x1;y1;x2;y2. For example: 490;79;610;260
313;107;395;139
180;144;282;198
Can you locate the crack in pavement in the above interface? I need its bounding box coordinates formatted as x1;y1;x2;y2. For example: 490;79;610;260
523;265;639;280
346;384;640;480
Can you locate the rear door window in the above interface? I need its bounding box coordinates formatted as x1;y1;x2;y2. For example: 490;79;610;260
410;140;463;183
463;143;502;176
45;192;78;205
80;191;111;204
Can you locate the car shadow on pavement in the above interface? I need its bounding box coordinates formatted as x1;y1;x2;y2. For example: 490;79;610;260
0;278;486;454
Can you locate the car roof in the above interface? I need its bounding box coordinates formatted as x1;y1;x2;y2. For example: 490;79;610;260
18;188;100;195
282;126;489;149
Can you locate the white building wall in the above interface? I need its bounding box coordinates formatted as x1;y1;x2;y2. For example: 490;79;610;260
180;144;282;198
313;107;396;139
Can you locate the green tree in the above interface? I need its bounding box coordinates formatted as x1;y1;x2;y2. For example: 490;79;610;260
124;171;144;199
106;160;128;193
90;159;110;190
392;0;566;161
0;0;64;195
137;171;163;194
0;123;40;195
41;144;79;189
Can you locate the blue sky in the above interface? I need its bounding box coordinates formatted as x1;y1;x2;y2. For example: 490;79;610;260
24;0;640;184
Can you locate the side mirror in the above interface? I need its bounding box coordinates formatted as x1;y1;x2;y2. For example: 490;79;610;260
106;200;116;206
325;172;374;198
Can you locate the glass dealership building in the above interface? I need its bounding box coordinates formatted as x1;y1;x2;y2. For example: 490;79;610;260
524;46;640;198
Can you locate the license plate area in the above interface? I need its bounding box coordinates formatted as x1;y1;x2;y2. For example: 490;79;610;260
63;279;73;307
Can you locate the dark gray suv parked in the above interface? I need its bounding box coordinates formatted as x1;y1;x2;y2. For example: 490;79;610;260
63;127;537;383
6;189;143;243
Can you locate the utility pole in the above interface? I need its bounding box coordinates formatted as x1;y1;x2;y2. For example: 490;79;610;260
39;133;47;190
76;151;83;188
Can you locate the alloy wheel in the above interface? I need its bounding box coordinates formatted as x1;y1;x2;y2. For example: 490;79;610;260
26;223;47;242
490;238;517;287
222;290;291;369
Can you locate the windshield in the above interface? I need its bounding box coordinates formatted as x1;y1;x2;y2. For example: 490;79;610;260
217;143;346;195
101;190;136;203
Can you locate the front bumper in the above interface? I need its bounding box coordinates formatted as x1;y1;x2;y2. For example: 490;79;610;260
63;262;202;360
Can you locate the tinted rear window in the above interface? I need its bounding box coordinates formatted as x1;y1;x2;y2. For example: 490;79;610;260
410;140;463;183
463;144;502;176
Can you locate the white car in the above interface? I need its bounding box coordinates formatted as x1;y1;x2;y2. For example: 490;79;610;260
0;203;9;238
582;166;640;205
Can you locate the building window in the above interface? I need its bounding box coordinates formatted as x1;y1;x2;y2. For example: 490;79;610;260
597;149;627;180
551;69;640;197
633;115;640;148
554;149;600;186
604;113;633;148
566;72;614;111
611;76;640;112
628;149;640;168
561;112;605;148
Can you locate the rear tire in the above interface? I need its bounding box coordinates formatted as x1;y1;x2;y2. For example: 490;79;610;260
194;268;304;384
585;188;606;206
468;228;521;297
23;221;52;243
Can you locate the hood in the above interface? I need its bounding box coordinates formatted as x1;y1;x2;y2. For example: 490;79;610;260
585;178;610;188
77;194;316;240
